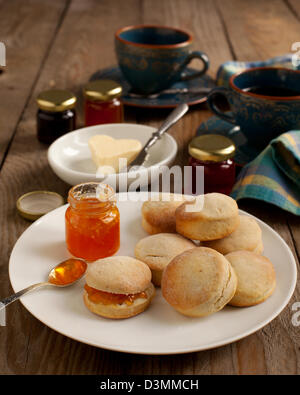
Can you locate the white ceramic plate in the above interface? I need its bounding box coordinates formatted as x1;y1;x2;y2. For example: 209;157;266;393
47;124;177;190
9;194;297;355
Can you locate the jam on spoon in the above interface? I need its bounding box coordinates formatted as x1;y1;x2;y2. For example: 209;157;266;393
0;258;87;308
48;258;87;286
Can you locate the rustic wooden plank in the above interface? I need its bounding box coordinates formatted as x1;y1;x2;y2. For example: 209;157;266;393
287;214;300;283
0;0;69;167
286;0;300;20
216;0;300;60
142;0;233;77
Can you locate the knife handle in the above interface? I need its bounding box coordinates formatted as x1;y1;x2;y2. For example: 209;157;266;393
146;103;189;150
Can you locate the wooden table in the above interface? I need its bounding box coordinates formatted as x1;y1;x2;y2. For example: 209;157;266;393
0;0;299;375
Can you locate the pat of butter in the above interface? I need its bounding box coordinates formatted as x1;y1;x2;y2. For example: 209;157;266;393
88;135;142;174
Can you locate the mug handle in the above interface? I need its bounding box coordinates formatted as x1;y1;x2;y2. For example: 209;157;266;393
179;51;209;80
206;87;236;124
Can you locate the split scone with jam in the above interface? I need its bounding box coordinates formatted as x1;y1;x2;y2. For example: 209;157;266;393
83;256;155;319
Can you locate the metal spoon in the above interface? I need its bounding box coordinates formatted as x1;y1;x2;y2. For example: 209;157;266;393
0;258;87;309
128;86;213;99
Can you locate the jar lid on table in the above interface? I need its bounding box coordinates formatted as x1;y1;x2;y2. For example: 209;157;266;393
16;191;65;221
188;134;236;162
36;89;77;112
83;79;122;102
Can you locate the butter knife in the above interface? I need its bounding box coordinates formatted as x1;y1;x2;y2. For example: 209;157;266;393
125;103;189;172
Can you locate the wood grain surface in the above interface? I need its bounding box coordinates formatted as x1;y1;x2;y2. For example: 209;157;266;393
0;0;299;375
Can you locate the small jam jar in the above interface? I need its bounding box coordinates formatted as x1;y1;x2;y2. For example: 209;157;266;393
36;89;76;144
65;182;120;262
83;79;124;126
188;134;236;195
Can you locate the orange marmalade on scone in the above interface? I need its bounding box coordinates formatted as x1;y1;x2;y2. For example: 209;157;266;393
84;284;147;306
65;182;120;261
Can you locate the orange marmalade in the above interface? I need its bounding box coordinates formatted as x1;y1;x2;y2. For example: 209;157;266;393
49;258;87;286
84;284;147;305
65;183;120;261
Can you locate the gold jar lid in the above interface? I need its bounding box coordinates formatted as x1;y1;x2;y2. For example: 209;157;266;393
36;89;77;112
83;79;122;102
17;191;65;221
188;134;236;162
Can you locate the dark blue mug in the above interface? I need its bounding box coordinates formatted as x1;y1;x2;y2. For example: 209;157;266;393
115;25;209;94
207;67;300;148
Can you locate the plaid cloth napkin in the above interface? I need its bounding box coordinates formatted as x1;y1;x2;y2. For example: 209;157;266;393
216;54;296;87
231;131;300;215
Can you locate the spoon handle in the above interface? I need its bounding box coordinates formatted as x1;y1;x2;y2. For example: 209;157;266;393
0;282;49;308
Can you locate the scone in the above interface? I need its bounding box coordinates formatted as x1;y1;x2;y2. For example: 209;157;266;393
226;251;276;307
161;247;237;317
83;256;155;319
253;239;264;254
203;215;263;254
141;193;188;234
175;193;239;241
135;233;195;286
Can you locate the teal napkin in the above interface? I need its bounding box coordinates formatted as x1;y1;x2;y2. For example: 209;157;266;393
231;131;300;215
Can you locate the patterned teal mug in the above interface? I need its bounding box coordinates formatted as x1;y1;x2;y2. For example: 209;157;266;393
207;67;300;148
115;25;209;94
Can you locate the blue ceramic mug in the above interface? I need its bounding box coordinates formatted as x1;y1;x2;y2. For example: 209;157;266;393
115;25;209;94
207;67;300;148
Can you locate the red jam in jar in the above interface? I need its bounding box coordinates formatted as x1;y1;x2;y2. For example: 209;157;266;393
188;134;236;195
84;79;123;127
65;182;120;262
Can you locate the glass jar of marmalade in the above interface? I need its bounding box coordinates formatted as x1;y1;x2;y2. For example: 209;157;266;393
36;89;76;144
65;182;120;262
83;79;124;126
188;134;236;195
